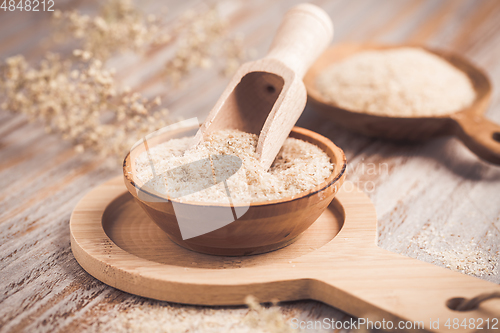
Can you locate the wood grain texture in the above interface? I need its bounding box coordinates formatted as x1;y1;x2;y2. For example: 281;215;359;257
1;0;500;332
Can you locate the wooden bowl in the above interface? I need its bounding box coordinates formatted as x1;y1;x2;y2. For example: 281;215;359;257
123;126;346;256
304;43;500;165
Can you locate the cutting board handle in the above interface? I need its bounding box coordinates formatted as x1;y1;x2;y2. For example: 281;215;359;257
451;113;500;165
309;246;500;332
265;3;333;79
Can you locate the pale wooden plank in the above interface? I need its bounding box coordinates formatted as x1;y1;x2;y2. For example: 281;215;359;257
1;0;499;332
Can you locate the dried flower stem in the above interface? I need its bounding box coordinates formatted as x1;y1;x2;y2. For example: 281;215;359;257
0;52;174;158
0;0;247;161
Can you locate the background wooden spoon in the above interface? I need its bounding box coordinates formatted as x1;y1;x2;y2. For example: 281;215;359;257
193;3;333;170
304;43;500;165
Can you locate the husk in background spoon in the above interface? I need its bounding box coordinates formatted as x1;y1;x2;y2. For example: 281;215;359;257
304;43;500;165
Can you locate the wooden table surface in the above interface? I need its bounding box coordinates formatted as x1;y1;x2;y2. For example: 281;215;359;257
1;0;500;332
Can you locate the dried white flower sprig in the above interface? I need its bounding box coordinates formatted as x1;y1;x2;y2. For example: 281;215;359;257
52;0;247;81
52;0;169;61
164;6;247;85
0;52;175;158
0;0;248;161
244;296;295;333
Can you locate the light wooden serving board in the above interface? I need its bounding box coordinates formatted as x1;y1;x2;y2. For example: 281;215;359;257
70;176;500;333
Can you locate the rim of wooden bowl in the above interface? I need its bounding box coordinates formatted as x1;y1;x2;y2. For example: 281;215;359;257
304;42;492;120
123;126;346;208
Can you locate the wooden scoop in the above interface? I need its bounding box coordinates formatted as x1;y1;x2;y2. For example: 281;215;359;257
193;3;333;170
304;43;500;165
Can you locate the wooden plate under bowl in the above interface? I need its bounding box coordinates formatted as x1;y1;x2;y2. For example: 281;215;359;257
70;176;500;332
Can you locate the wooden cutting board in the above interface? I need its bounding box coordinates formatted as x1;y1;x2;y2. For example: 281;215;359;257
70;176;500;333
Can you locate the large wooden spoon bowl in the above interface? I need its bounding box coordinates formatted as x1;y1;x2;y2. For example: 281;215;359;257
304;43;500;165
123;126;346;256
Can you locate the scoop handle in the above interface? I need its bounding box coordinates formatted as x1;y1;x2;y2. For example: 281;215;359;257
265;3;334;79
311;246;500;332
451;113;500;165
